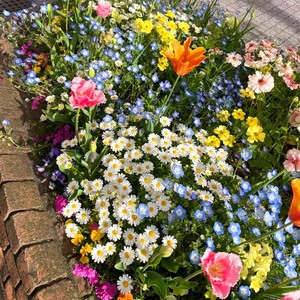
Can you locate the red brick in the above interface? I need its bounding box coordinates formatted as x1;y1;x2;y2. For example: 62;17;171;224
0;277;5;300
0;247;9;282
5;211;56;255
4;248;21;288
32;279;79;300
4;279;16;300
0;218;9;251
16;241;71;296
0;182;45;221
0;154;36;185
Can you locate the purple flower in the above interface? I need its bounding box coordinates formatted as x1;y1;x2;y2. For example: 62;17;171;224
95;280;118;300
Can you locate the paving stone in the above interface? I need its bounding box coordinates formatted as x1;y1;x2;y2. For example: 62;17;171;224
0;108;28;135
16;241;71;296
4;279;16;300
0;218;9;252
5;211;56;255
0;247;9;283
0;140;23;155
0;89;23;111
0;181;45;221
0;154;36;185
32;279;80;300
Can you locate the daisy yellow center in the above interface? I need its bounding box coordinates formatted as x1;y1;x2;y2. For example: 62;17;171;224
141;249;147;256
123;281;129;288
112;230;118;235
149;231;155;238
97;250;103;257
167;240;173;247
125;252;131;258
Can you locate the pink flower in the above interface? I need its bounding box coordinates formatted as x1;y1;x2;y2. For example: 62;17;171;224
95;280;118;300
54;195;67;213
248;71;274;93
281;290;300;300
201;251;242;299
245;41;259;53
95;1;112;18
69;77;106;109
289;108;300;130
283;75;300;90
283;149;300;172
226;52;243;67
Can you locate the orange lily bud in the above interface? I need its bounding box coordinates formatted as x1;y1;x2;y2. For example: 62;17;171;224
161;37;206;76
288;178;300;227
117;293;134;300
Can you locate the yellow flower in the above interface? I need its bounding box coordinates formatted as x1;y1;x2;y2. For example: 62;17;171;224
246;116;259;126
232;108;245;120
222;134;236;147
71;233;84;246
178;22;190;34
214;125;229;137
165;10;175;19
33;66;41;74
240;88;256;100
90;229;105;242
247;125;265;143
157;56;169;71
167;21;177;31
80;243;92;256
205;135;220;148
216;110;230;122
45;65;52;72
250;276;263;293
79;256;89;264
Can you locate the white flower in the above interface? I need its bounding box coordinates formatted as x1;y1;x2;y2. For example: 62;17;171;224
106;242;116;255
68;199;81;214
89;120;99;131
148;133;160;145
248;71;275;93
200;190;214;202
98;208;110;219
117;204;131;220
64;161;73;169
208;179;223;194
148;202;158;217
120;246;135;266
117;274;133;294
103;168;117;182
225;52;243;67
127;212;141;226
195;176;207;187
131;149;143;160
108;159;122;173
98;218;111;233
136;246;152;263
144;225;160;243
162;235;177;249
84;181;96;196
91;244;107;263
123;228;136;246
65;223;79;238
75;209;91;225
160;116;172;127
142;142;158;155
69;137;78;147
62;206;72;218
136;233;150;248
118;180;132;195
160;137;172;148
107;224;122;241
110;140;125;152
61;140;70;149
127;126;138;136
142;161;154;173
93;179;103;191
66;180;79;194
139;174;154;189
156;196;171;212
157;152;172;163
57;75;66;83
152;178;165;192
56;153;70;166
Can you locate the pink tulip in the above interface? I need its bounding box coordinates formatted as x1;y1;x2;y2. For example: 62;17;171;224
283;148;300;172
201;251;242;299
69;77;106;109
95;1;112;18
281;290;300;300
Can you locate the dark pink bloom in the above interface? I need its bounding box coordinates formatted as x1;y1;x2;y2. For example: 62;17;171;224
73;264;99;285
95;280;118;300
201;251;242;299
95;1;112;18
54;195;67;213
283;149;300;172
69;77;106;109
281;290;300;300
90;222;99;231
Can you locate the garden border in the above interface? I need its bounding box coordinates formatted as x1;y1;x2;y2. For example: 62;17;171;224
0;37;92;300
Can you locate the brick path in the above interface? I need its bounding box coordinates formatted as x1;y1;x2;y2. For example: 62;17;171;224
218;0;300;48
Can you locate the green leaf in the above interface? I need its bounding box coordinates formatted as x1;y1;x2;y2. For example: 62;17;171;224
161;257;179;273
114;262;126;271
69;189;83;201
144;271;168;300
44;110;72;123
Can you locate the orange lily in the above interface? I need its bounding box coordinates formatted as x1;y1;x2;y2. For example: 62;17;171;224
161;37;206;76
289;178;300;226
117;293;134;300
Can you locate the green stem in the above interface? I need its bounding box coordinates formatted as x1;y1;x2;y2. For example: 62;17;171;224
263;275;300;292
160;75;180;116
182;268;203;282
232;221;293;249
75;108;80;143
66;0;70;34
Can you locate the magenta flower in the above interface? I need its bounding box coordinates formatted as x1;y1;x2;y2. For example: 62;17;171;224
69;77;106;109
281;290;300;300
201;251;242;299
54;195;67;214
95;280;118;300
73;264;99;285
283;149;300;172
95;1;112;18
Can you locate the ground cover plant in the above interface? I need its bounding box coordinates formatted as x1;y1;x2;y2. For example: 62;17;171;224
1;0;300;299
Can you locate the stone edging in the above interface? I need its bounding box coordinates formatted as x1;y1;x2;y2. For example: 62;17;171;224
0;38;92;299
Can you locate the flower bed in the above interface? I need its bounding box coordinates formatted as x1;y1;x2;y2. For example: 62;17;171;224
1;0;300;299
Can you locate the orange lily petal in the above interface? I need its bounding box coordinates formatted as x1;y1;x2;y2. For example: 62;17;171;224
288;178;300;227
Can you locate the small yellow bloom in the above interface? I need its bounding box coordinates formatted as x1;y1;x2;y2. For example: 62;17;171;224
71;233;84;246
178;22;190;34
90;229;105;242
247;125;265;143
167;20;177;31
240;88;256;99
165;10;175;19
79;256;89;264
222;134;236;147
157;56;169;71
80;243;92;256
246;116;259;126
33;66;41;74
216;110;231;122
232;108;245;120
205;135;220;148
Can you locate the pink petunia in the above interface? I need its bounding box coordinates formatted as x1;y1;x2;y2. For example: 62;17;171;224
95;1;112;18
281;290;300;300
283;149;300;172
245;41;259;53
289;108;300;131
248;71;274;93
201;251;242;299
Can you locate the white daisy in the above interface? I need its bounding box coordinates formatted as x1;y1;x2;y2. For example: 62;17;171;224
123;228;136;246
98;218;111;233
148;202;158;217
56;153;69;166
195;176;207;187
142;161;154;173
117;204;131;220
66;180;79;194
68;199;82;214
139;174;154;190
117;274;133;294
62;206;72;218
107;224;122;241
157;197;171;212
131;149;143;160
127;126;138;136
106;242;116;255
127;213;141;227
162;235;178;250
75;208;91;225
208;179;223;194
108;159;122;173
160;137;172;148
160;116;171;127
103;168;117;182
93;179;103;191
142;143;158;155
148;133;160;146
136;233;150;248
157;152;172;163
46;95;55;103
119;246;135;266
65;223;79;238
152;178;165;192
64;161;73;169
98;208;110;219
91;244;107;263
200;190;214;202
61;140;70;148
144;225;160;243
